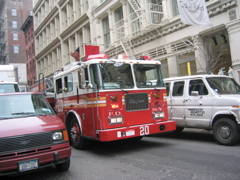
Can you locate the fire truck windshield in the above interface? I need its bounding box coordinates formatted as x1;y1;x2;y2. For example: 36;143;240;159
90;63;164;89
134;64;164;88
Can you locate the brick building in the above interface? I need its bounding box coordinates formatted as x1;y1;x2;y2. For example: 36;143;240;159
0;0;33;86
21;15;36;87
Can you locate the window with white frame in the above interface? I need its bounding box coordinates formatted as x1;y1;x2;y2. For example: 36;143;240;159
13;46;19;53
129;7;141;36
115;7;124;40
102;16;110;48
13;33;18;40
12;21;17;28
172;0;179;16
12;9;17;16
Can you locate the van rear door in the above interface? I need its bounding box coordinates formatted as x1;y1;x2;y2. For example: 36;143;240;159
167;80;186;127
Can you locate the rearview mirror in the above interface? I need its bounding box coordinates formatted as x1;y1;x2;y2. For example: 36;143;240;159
191;91;199;96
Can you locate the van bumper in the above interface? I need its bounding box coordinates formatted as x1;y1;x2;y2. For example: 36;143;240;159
0;146;71;176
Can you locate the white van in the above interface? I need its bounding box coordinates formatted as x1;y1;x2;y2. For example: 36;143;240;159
0;82;20;93
164;75;240;145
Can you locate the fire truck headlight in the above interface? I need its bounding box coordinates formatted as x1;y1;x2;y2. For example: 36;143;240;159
153;112;164;119
109;116;123;124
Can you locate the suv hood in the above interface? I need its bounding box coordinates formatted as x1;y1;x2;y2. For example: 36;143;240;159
0;115;66;138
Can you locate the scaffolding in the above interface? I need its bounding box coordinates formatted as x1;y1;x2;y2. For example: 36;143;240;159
118;0;163;57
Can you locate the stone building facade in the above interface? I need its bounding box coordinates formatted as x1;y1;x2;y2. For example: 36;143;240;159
33;0;240;83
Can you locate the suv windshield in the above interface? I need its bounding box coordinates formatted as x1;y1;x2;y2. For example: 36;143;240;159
0;94;54;119
206;77;240;94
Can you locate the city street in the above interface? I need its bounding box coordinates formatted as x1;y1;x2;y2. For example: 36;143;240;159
4;129;240;180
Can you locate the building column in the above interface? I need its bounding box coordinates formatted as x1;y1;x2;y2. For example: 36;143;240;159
121;0;129;37
162;0;169;21
107;9;115;44
226;19;240;83
192;35;207;74
166;45;178;77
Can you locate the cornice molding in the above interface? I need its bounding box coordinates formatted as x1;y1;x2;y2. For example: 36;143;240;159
35;37;60;60
34;6;58;36
59;13;88;39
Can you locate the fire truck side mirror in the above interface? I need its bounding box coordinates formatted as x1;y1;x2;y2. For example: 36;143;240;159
87;84;93;89
79;68;86;88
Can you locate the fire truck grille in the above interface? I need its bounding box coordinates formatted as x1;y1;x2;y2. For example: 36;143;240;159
125;93;149;111
0;132;52;155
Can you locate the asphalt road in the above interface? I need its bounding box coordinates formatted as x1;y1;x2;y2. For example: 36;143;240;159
4;129;240;180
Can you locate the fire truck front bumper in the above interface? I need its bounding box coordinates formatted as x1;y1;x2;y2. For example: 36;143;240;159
97;121;176;142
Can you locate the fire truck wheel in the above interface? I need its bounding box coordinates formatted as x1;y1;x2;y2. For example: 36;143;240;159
130;136;143;141
213;118;240;146
69;117;89;149
173;127;184;133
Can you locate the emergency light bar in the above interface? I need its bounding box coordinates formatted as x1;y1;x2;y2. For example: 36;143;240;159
138;56;151;60
87;54;108;61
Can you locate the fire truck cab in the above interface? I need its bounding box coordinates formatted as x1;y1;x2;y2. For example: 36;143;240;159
53;54;176;149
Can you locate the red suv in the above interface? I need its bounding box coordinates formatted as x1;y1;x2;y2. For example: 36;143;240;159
0;92;71;176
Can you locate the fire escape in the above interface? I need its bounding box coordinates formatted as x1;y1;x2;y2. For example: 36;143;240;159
0;0;6;64
119;0;163;57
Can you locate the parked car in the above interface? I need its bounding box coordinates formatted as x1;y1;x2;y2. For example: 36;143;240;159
0;92;71;176
164;75;240;145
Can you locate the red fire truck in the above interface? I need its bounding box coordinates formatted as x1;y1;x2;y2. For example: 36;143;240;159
53;54;176;149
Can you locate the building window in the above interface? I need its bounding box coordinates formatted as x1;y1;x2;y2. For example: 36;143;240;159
12;21;17;28
172;0;179;16
13;33;18;40
12;9;17;16
102;16;110;48
30;10;33;16
32;44;35;54
13;46;19;53
115;7;124;40
130;7;141;35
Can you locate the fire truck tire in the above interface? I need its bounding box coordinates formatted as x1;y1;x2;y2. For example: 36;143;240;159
69;117;89;149
213;118;240;146
173;127;184;133
131;136;143;141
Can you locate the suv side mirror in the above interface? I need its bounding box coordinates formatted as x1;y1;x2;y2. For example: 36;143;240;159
191;91;199;96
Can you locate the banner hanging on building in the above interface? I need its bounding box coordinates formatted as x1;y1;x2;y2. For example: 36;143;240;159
85;45;100;61
177;0;211;26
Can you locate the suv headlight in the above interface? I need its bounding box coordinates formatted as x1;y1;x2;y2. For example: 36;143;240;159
52;130;69;144
52;132;63;140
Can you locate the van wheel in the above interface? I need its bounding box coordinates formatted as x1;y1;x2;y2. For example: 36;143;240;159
69;117;89;149
55;158;70;172
213;118;240;146
173;127;184;133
